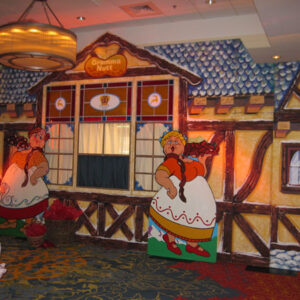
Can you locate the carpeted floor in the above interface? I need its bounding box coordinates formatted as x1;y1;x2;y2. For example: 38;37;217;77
0;236;299;300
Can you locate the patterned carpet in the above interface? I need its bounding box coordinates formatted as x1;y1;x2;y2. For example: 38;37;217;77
0;236;299;300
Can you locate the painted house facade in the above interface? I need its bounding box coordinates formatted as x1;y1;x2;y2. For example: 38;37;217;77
0;32;299;269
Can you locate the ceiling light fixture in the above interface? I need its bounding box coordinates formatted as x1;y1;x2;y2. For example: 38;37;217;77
206;0;216;5
77;16;86;21
272;55;280;60
0;0;77;71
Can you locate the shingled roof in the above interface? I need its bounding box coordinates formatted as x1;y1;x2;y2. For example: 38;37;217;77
0;65;46;104
146;40;300;109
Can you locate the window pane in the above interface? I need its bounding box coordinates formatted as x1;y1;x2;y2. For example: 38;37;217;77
60;139;73;153
45;139;59;153
59;154;73;169
60;124;74;138
45;169;58;184
154;140;164;156
46;124;59;138
154;123;171;139
136;140;153;156
58;170;73;185
135;174;152;191
136;157;152;173
136;123;153;140
104;123;130;155
79;123;103;154
46;154;58;169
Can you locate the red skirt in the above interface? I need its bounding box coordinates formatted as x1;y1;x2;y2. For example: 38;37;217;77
0;198;48;219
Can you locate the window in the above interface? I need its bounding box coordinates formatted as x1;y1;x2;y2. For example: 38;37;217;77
43;77;176;193
282;143;300;193
77;82;132;189
44;123;74;185
77;123;130;189
135;123;172;191
44;85;75;186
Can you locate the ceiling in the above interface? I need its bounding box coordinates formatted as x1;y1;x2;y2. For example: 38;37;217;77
0;0;299;63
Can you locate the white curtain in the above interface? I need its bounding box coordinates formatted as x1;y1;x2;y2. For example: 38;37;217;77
79;123;104;154
79;123;130;155
104;123;130;155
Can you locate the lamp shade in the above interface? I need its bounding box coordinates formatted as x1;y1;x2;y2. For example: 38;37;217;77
0;22;77;71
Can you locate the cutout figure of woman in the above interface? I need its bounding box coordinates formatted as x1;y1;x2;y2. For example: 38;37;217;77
0;127;50;232
149;130;218;257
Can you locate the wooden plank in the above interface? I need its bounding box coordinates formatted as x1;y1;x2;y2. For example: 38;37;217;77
205;131;225;179
187;121;274;131
134;206;144;242
217;252;270;267
223;212;233;253
73;201;98;236
49;190;152;205
275;111;300;123
141;232;148;242
234;214;270;257
0;123;35;131
105;204;134;240
76;235;147;251
279;214;300;244
271;206;278;244
143;205;150;218
97;203;106;236
278;207;300;215
234;130;273;203
224;130;234;202
233;203;271;214
270;243;300;251
178;79;188;134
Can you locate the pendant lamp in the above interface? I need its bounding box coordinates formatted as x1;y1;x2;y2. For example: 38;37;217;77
0;0;77;71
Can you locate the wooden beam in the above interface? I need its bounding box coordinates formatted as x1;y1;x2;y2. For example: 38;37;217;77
188;97;207;114
97;203;106;236
234;213;270;257
215;96;234;114
224;130;235;202
275;121;290;138
49;190;152;205
178;79;188;134
218;252;270;268
223;212;233;253
76;235;147;251
74;201;98;236
279;214;300;244
134;206;145;242
187;121;274;131
23;103;35;117
245;95;265;113
270;243;300;251
271;206;278;244
233;203;271;214
6;104;17;118
234;130;273;203
105;204;134;240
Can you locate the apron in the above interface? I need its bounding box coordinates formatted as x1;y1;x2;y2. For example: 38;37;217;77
150;176;216;242
0;163;48;211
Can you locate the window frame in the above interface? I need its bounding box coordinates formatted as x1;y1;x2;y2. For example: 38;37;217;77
42;75;178;196
281;142;300;193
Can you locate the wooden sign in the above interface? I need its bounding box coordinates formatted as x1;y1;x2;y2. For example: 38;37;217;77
85;54;127;77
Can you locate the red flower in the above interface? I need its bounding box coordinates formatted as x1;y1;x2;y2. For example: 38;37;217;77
44;199;82;220
25;222;46;237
